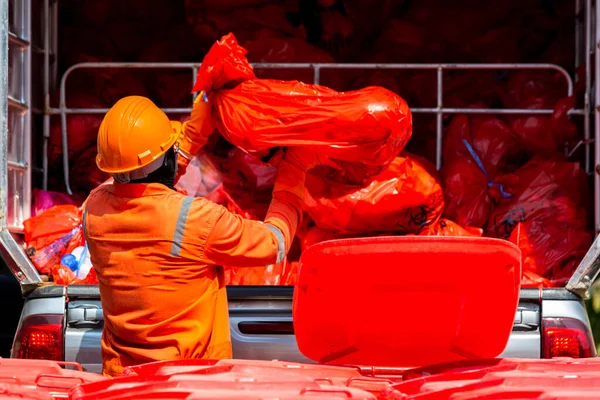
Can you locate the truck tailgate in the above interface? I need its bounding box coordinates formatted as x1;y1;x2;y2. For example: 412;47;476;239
61;286;588;374
64;286;310;374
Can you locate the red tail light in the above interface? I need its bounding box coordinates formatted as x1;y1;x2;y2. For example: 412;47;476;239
12;315;64;361
542;317;596;359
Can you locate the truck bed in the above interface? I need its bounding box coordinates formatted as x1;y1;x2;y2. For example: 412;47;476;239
15;285;590;374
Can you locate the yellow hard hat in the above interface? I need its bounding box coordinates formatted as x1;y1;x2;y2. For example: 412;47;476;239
96;96;178;175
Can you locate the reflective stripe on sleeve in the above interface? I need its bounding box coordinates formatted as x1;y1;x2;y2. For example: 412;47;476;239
265;224;286;264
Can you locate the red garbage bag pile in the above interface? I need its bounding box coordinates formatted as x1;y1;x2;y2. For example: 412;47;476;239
23;205;98;285
192;33;412;179
442;124;592;287
46;0;589;288
304;155;444;235
487;158;592;287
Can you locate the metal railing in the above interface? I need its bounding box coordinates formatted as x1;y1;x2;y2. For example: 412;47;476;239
49;61;586;195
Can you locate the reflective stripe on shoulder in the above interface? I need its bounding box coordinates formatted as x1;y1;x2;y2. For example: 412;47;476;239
265;224;285;264
171;196;194;256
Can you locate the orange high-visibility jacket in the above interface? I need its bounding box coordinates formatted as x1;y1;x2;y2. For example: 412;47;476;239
83;178;300;377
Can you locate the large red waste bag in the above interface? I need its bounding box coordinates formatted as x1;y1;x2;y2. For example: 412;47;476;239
186;0;277;14
372;20;429;63
32;189;82;217
509;95;578;155
444;113;524;176
242;36;344;90
23;205;83;274
304;155;444;235
192;33;412;169
443;72;505;108
228;262;284;286
503;72;568;109
419;218;484;237
51;263;98;286
60;28;119;66
487;158;590;239
176;151;224;197
70;145;111;194
488;158;592;284
500;71;576;155
188;4;305;45
222;148;277;191
281;261;299;286
441;138;515;228
48;93;105;169
521;269;553;288
510;221;592;287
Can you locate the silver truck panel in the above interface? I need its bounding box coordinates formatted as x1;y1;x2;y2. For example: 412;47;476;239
228;298;312;364
65;299;102;373
499;302;540;359
542;298;592;323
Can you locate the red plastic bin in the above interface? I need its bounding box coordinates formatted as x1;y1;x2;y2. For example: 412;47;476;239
121;359;397;397
293;236;522;369
71;361;378;400
0;359;105;399
389;357;600;399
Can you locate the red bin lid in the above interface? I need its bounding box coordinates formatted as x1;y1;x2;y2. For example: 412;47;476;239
292;236;521;368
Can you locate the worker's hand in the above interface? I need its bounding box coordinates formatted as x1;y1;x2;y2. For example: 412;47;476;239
179;91;215;157
283;147;330;171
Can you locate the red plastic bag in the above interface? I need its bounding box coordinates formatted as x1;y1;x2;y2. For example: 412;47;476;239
281;261;299;286
444;113;524;176
192;33;412;169
51;263;98;286
487;158;590;239
48;93;105;168
228;262;284;286
70;145;111;194
24;205;83;274
510;222;592;287
487;158;592;284
304;155;444;235
508;96;578;155
243;36;341;88
521;270;553;288
222;148;277;191
441;158;497;229
24;205;81;246
32;189;83;218
189;4;304;45
419;219;483;237
176;151;224;197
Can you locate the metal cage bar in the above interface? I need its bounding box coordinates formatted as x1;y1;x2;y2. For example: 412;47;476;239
50;61;583;195
1;0;42;288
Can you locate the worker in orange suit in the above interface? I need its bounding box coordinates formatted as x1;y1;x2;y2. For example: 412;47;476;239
84;94;322;377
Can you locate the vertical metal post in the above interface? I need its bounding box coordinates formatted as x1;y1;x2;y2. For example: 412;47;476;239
42;0;49;190
0;0;8;230
584;0;592;174
436;67;443;170
595;0;600;235
192;67;198;101
313;65;320;85
577;0;583;72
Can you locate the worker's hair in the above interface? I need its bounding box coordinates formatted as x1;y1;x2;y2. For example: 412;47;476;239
129;146;178;190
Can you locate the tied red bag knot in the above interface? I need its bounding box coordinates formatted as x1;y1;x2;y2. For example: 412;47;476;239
462;139;514;200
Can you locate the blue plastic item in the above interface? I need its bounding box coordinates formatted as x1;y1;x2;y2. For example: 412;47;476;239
60;254;79;273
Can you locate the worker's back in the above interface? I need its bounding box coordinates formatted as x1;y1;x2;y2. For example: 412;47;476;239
84;182;232;377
